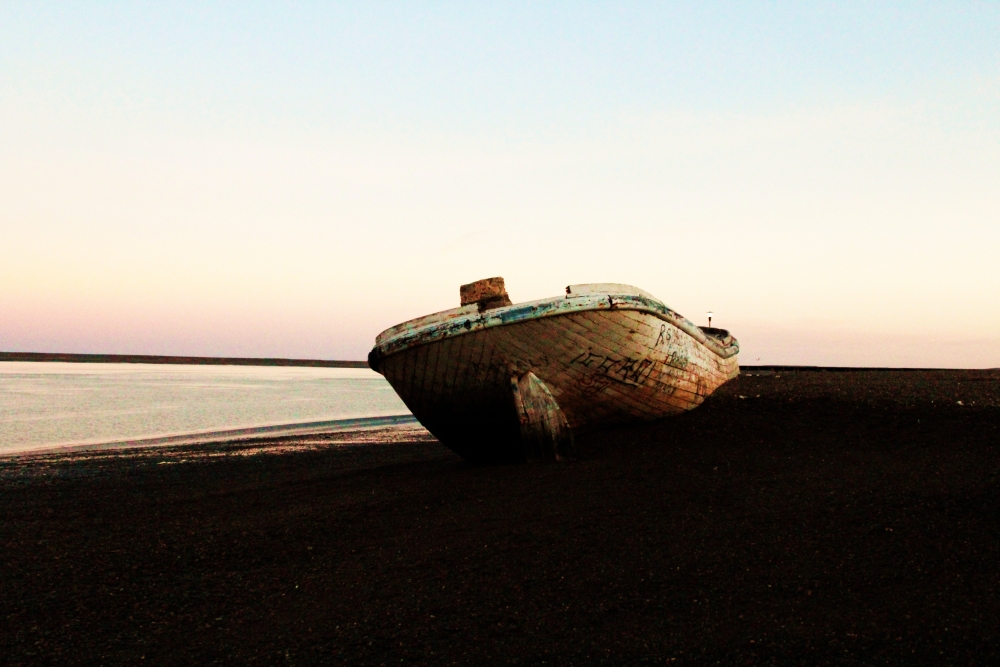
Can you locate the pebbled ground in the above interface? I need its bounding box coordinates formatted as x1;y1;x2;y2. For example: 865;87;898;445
2;369;999;665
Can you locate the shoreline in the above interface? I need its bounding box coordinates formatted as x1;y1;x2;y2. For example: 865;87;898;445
0;414;417;460
0;420;438;480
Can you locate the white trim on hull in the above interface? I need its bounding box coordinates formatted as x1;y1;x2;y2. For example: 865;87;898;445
369;285;739;463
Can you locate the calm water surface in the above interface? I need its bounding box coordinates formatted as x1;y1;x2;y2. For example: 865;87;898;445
0;362;409;454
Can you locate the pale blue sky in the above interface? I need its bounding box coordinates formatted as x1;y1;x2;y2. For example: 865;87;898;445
5;3;998;130
2;2;999;365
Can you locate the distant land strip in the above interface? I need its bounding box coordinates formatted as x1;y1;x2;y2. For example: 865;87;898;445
740;365;993;372
0;352;369;368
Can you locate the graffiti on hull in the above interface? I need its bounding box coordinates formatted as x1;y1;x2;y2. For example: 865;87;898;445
570;344;691;392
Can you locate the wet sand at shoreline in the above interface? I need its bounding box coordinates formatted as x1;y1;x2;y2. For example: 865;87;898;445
2;370;999;665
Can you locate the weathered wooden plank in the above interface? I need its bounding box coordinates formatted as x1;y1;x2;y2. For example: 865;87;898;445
501;311;705;422
564;312;707;402
535;314;696;419
547;312;704;418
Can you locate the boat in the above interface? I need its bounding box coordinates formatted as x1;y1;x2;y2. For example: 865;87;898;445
368;277;739;463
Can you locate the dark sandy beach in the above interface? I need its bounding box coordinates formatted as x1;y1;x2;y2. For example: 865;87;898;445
2;369;999;665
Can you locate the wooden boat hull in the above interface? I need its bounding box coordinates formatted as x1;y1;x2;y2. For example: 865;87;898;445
369;286;739;463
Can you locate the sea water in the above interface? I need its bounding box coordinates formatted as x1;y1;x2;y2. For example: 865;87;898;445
0;362;410;454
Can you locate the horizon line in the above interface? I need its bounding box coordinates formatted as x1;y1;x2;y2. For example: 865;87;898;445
1;352;995;373
0;352;369;368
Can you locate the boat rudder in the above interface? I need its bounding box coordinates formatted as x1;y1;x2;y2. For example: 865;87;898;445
510;371;575;462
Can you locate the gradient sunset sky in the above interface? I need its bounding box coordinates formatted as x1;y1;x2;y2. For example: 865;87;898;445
2;2;998;366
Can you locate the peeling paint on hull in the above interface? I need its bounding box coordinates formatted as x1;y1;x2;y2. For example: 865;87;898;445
369;285;739;463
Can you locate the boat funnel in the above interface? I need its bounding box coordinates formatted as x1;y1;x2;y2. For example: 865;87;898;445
460;277;512;311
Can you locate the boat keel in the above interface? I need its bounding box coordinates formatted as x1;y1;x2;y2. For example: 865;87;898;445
511;372;575;462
